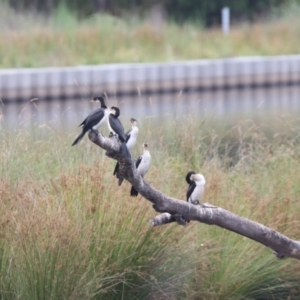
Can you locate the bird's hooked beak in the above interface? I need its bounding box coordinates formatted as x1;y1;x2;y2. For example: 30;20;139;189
190;174;198;181
91;96;105;103
191;173;206;184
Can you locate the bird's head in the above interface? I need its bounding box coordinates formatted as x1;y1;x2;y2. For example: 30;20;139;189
130;118;137;126
186;171;196;184
190;173;206;185
92;96;107;108
110;106;120;117
143;142;148;149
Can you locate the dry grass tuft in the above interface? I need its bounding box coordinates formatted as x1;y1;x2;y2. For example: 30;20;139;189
1;114;300;298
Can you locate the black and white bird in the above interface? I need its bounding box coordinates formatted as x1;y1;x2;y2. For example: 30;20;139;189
107;106;126;141
130;142;151;197
186;171;206;206
72;96;108;146
113;118;139;184
108;106;131;157
125;118;139;150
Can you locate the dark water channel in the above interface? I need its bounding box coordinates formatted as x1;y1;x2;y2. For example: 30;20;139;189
1;85;300;130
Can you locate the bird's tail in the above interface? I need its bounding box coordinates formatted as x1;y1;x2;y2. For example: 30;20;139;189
113;162;125;186
113;162;119;175
120;142;131;158
130;186;139;197
72;131;85;146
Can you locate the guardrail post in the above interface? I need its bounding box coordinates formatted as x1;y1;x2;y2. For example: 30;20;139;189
222;7;230;35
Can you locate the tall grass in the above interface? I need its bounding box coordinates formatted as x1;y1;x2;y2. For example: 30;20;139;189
0;128;195;299
0;2;300;68
1;112;300;299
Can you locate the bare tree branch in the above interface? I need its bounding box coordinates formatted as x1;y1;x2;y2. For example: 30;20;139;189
88;130;300;260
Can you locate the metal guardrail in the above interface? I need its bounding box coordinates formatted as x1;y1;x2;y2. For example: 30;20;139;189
0;55;300;101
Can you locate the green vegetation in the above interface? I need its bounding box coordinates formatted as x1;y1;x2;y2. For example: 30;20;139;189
0;2;300;68
6;0;300;25
1;112;300;299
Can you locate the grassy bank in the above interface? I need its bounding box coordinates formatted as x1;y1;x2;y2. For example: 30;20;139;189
1;114;300;299
0;3;300;68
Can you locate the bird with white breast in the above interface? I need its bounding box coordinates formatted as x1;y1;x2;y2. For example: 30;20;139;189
130;142;151;197
186;171;206;207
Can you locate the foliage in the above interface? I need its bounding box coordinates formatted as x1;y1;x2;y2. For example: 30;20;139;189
0;1;300;68
4;0;300;25
164;0;289;25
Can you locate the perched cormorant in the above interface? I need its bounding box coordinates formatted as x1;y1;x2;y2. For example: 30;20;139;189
107;106;126;142
183;171;206;223
108;106;131;157
130;142;151;197
125;118;139;150
113;118;139;182
186;172;206;206
72;96;108;146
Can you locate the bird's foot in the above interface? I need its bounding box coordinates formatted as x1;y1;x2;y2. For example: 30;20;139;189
273;251;286;259
176;216;188;226
118;177;125;186
193;201;207;208
109;132;120;141
91;128;99;134
191;200;203;206
152;204;167;213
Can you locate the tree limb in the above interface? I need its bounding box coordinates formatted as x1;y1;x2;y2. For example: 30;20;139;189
88;130;300;260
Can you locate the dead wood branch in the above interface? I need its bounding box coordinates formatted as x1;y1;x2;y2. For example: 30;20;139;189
88;130;300;260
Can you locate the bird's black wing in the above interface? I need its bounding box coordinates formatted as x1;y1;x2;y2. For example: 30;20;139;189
186;182;196;202
79;108;102;127
73;109;104;146
130;185;139;197
109;115;126;142
125;129;132;143
113;162;119;175
135;156;142;169
83;109;105;131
